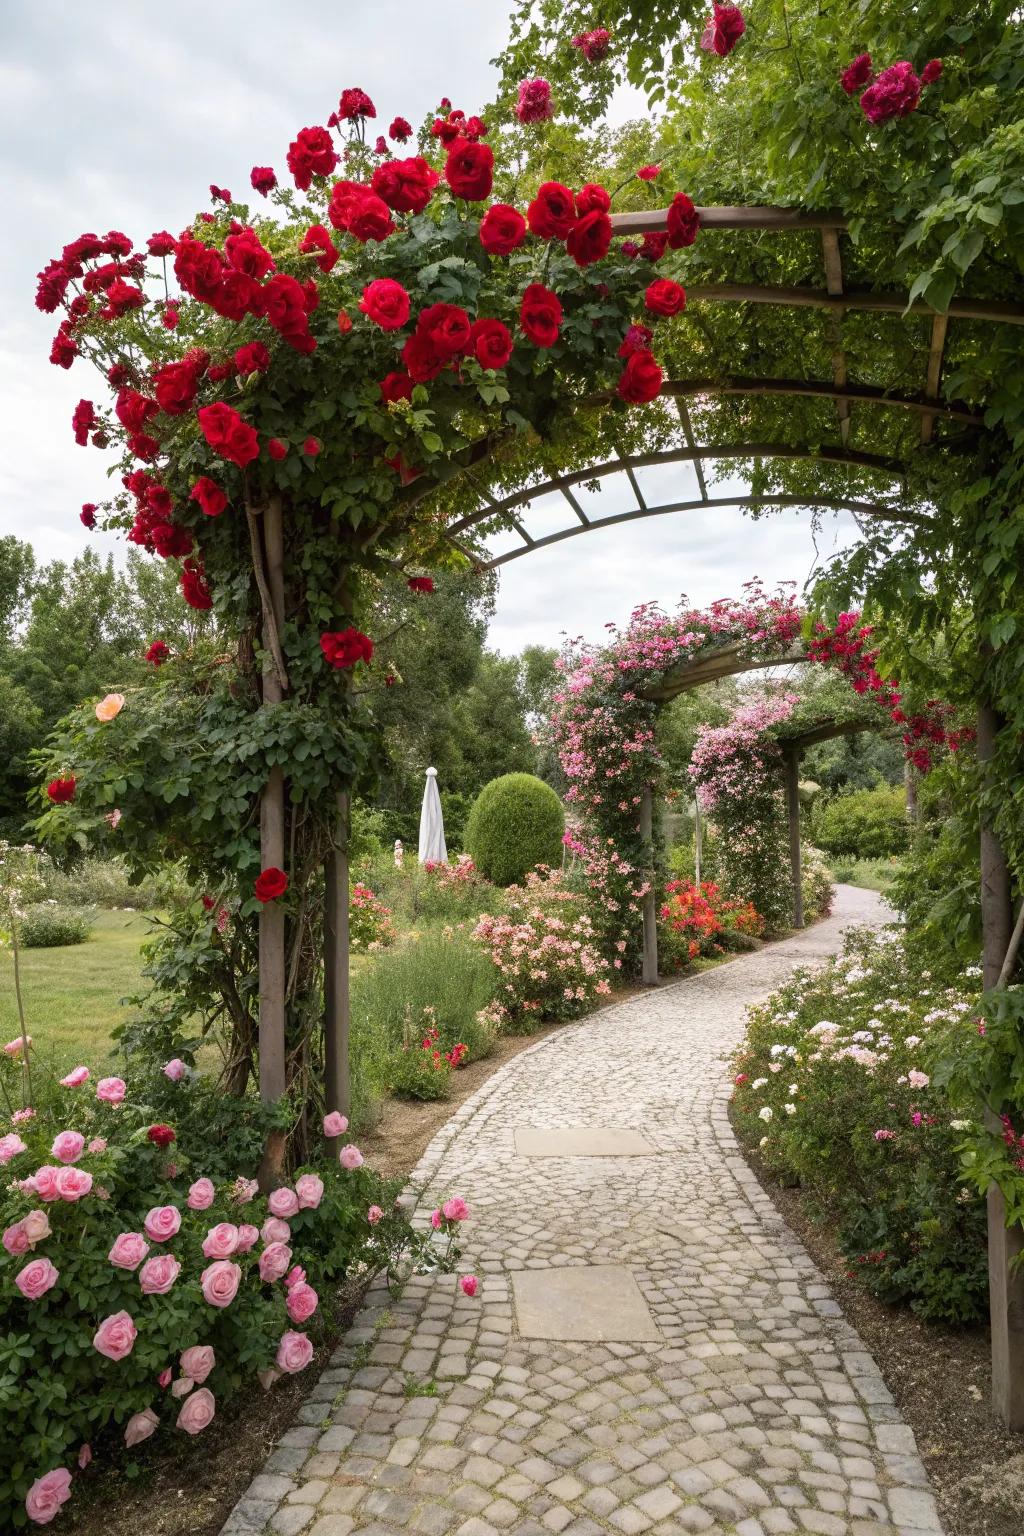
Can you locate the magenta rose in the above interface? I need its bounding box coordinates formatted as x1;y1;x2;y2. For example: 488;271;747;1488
201;1222;240;1259
295;1174;324;1210
144;1205;181;1242
94;1309;138;1361
259;1242;292;1283
286;1282;319;1324
25;1468;72;1526
50;1127;83;1161
267;1186;300;1219
140;1254;181;1295
56;1166;93;1201
276;1330;314;1374
176;1386;216;1435
96;1076;126;1104
180;1344;215;1383
15;1257;59;1301
261;1216;291;1245
187;1178;215;1210
124;1408;159;1447
235;1223;259;1253
200;1259;241;1308
109;1232;150;1271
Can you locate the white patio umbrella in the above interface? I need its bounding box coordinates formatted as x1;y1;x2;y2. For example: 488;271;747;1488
417;767;448;864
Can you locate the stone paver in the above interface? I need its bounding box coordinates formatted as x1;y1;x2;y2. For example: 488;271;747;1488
221;886;944;1536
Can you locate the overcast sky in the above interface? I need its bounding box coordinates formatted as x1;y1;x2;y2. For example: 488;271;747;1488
2;1;859;656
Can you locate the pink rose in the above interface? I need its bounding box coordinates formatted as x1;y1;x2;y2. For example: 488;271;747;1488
0;1133;28;1165
442;1197;468;1222
323;1111;348;1137
176;1386;215;1434
276;1330;314;1374
87;1137;107;1154
235;1223;259;1253
200;1259;241;1307
78;1443;91;1470
430;1208;442;1230
51;1131;86;1164
171;1376;194;1398
158;1368;172;1388
180;1344;215;1383
144;1205;181;1242
163;1058;187;1081
124;1408;159;1447
286;1282;319;1324
259;1242;292;1283
22;1209;51;1246
268;1186;300;1219
3;1221;30;1255
96;1076;126;1104
60;1065;90;1087
93;1310;138;1361
367;1205;384;1226
140;1254;181;1294
33;1164;65;1200
187;1178;215;1210
25;1467;72;1526
295;1173;324;1210
339;1144;363;1170
261;1216;290;1244
109;1232;150;1271
201;1222;240;1259
56;1166;93;1201
15;1257;60;1300
4;1035;31;1055
283;1265;306;1290
460;1275;479;1297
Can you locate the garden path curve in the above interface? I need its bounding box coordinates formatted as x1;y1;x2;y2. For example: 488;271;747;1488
224;885;945;1536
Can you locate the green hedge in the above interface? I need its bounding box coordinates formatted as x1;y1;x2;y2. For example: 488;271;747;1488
464;773;564;887
810;785;909;859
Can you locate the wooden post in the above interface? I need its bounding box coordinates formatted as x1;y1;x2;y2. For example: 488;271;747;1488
784;745;804;929
978;700;1024;1429
257;497;287;1188
640;785;658;986
324;791;351;1126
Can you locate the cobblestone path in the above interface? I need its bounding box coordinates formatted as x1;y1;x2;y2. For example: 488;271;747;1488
223;886;944;1536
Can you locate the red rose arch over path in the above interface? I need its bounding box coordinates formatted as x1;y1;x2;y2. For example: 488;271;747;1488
31;65;1024;1427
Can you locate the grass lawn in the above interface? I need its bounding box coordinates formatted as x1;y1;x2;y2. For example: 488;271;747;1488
0;909;152;1070
828;855;902;893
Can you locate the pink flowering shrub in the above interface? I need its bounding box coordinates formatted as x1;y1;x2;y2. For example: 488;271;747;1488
732;926;986;1323
472;868;611;1030
0;1052;410;1527
349;881;397;951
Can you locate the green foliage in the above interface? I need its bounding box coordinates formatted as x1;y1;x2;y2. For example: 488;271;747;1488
828;856;903;893
18;905;94;949
41;855;190;912
887;759;982;980
801;845;835;923
811;786;910;859
464;773;565;887
359;853;501;927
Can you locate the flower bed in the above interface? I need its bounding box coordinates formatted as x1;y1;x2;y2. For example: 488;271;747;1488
657;878;763;970
349;881;396;951
731;926;987;1324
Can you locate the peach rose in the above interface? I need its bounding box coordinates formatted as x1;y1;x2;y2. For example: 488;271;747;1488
180;1345;215;1384
261;1216;290;1244
143;1205;181;1242
56;1166;93;1201
124;1408;159;1447
295;1173;324;1210
25;1467;72;1525
95;692;125;722
95;1076;126;1104
78;1444;91;1470
323;1111;348;1137
286;1282;319;1324
93;1310;138;1361
139;1254;181;1294
258;1242;292;1283
15;1257;60;1301
235;1223;259;1253
60;1065;90;1087
31;1164;62;1202
187;1178;215;1210
22;1209;51;1246
339;1144;363;1170
109;1232;149;1271
176;1386;215;1435
200;1259;241;1308
201;1222;239;1259
275;1330;314;1374
267;1186;299;1219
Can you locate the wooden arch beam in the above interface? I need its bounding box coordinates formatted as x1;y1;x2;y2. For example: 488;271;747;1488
659;377;982;426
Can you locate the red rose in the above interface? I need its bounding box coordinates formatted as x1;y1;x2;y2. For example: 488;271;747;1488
840;53;873;94
145;640;170;666
147;230;177;256
575;183;610;216
224;229;275;279
298;223;339;273
572;27;611;62
860;61;922;122
329;183;395;243
470;318;514;371
519;283;563;348
254;867;289;903
260;273;315;351
116;388;159;434
250;166;277;196
153;361;200;416
303;437;322;456
359;278;411;331
147;1124;176;1149
320;629;374;669
617;348;663;404
408;577;434;593
700;4;746;57
190;477;228;518
286;126;338;191
389;116;413;142
379;372;415;403
401;332;446;383
209;183;231;203
49;324;77;368
336;310;353;335
444;140;494;201
617;324;653;358
198;403;260;469
338;87;376;121
234;342;270;376
371;156;438;214
47;777;77;804
640;231;669;262
921;58;943;86
666;193;700;248
416;303;472;356
100;279;144;319
636;165;660;182
479;204;526;255
267;439;289;460
566;210;612;267
80;504;97;529
527;182;576;240
151;522;193;560
644;279;686;317
72;399;95;446
180;559;213;611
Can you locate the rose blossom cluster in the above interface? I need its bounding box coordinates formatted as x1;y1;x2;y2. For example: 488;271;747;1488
839;53;943;123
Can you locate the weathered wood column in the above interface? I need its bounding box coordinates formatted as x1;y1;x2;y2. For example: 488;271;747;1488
978;699;1024;1428
783;744;804;929
639;785;658;985
323;790;351;1127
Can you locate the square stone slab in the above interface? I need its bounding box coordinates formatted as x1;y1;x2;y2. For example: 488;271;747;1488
514;1126;655;1158
512;1266;662;1342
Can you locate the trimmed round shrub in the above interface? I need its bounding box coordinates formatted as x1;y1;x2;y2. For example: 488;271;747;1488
19;904;94;947
464;773;565;887
810;785;909;859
